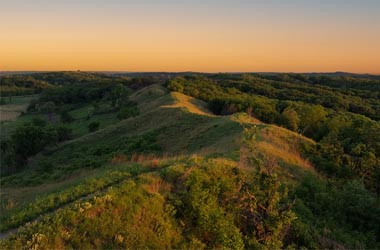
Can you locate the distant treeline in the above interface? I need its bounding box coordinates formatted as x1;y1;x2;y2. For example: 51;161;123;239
0;71;168;96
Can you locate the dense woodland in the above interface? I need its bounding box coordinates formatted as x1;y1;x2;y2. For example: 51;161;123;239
0;72;379;249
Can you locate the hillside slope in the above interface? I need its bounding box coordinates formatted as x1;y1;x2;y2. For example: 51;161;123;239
0;84;317;247
1;84;315;201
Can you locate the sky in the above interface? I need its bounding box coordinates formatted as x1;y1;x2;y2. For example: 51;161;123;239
1;0;379;73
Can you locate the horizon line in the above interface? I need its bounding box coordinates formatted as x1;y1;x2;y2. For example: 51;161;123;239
1;70;380;76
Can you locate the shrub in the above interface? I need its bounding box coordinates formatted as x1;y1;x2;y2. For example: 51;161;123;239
117;106;139;120
88;121;100;132
55;125;73;142
32;117;47;127
60;110;74;123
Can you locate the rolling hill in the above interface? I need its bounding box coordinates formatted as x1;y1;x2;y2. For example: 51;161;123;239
0;84;317;246
1;75;379;249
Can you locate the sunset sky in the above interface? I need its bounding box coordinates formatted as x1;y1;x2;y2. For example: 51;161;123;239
1;0;379;73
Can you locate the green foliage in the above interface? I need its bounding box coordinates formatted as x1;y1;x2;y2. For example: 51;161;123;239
165;158;294;249
55;125;73;142
0;75;52;96
37;101;55;113
0;131;162;186
0;180;182;250
11;124;55;164
160;127;296;249
1;72;380;249
88;121;100;132
174;161;245;250
240;126;297;249
314;114;380;192
0;171;131;232
280;108;299;131
294;104;328;137
117;106;139;120
291;174;380;249
1;124;73;175
167;74;380;193
108;83;131;108
31;117;47;127
59;110;74;123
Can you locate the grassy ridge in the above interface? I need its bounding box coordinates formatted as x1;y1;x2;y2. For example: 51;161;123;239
1;84;314;191
0;84;327;248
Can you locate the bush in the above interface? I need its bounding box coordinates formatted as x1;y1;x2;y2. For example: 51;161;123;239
117;107;139;120
32;117;47;127
88;121;100;132
60;110;74;123
55;125;73;142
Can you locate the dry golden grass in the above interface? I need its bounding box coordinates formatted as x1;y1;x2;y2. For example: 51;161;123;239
110;154;130;164
230;112;263;125
231;112;315;172
139;173;172;194
197;133;240;155
129;84;172;114
0;104;28;122
256;125;315;170
111;152;189;170
162;92;214;116
111;153;163;168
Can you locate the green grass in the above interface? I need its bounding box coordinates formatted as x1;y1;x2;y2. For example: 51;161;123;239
0;156;298;249
0;85;319;242
0;176;182;249
0;95;37;106
66;105;119;137
1;84;316;188
0;95;39;138
0;154;192;234
0;102;119;140
1;113;44;140
1;79;379;249
0;169;133;232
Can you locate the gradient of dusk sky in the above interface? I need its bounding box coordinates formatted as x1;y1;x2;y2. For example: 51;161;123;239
1;0;379;73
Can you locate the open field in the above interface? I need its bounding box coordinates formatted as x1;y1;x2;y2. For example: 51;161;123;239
0;96;37;122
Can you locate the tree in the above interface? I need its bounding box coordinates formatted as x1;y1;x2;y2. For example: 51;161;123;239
117;107;139;120
281;108;299;131
297;104;327;137
60;110;74;123
55;125;72;142
108;84;129;108
10;124;56;167
167;77;185;92
88;121;100;132
39;101;56;122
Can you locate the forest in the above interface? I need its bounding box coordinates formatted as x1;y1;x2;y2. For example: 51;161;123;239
0;71;379;249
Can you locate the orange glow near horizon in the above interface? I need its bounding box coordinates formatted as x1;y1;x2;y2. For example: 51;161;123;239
1;1;379;74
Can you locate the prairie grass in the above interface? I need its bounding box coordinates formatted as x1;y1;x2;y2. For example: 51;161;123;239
256;126;314;169
162;91;214;116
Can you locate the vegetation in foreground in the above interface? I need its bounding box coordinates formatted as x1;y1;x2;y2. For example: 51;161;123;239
0;72;379;249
